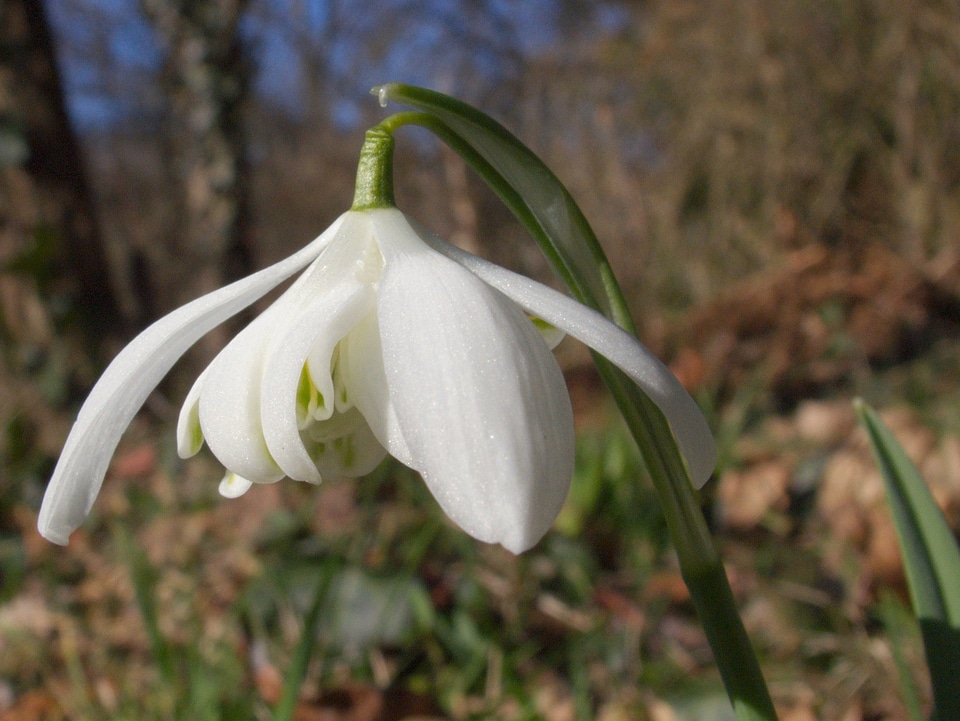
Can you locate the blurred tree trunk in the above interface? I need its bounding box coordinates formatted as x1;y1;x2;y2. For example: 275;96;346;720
140;0;253;352
0;0;121;333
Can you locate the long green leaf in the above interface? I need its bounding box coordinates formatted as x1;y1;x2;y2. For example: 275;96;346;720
878;593;927;721
855;399;960;719
377;82;778;721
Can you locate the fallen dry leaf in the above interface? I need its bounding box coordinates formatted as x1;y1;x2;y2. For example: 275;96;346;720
0;690;63;721
717;460;792;531
292;684;445;721
793;399;855;446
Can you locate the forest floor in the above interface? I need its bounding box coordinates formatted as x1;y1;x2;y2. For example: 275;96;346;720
2;238;960;721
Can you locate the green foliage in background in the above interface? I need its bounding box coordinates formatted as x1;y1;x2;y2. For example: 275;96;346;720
857;400;960;721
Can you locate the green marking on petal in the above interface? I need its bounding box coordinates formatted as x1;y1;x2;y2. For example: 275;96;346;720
219;471;254;499
179;404;205;457
299;403;383;478
189;419;204;456
297;364;329;429
530;315;566;350
296;365;313;425
332;435;356;469
331;346;353;412
531;316;553;332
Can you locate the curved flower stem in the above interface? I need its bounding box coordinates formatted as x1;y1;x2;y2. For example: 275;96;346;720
374;87;779;721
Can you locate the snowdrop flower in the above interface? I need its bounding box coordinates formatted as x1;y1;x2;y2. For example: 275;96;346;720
38;129;715;554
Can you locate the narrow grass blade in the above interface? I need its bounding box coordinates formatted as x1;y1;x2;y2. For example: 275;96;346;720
114;526;180;691
877;593;926;721
855;399;960;719
273;559;340;721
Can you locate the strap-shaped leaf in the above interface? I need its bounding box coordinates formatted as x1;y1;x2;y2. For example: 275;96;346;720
856;400;960;720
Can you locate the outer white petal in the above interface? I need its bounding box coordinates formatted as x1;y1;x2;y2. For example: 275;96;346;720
422;231;717;488
372;209;575;554
259;279;374;483
37;215;347;545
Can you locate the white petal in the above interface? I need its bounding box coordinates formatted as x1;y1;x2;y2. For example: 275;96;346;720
219;471;254;499
198;308;286;484
37;215;347;545
372;209;575;553
259;279;374;483
338;309;414;467
177;367;208;458
201;212;375;486
423;232;717;487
